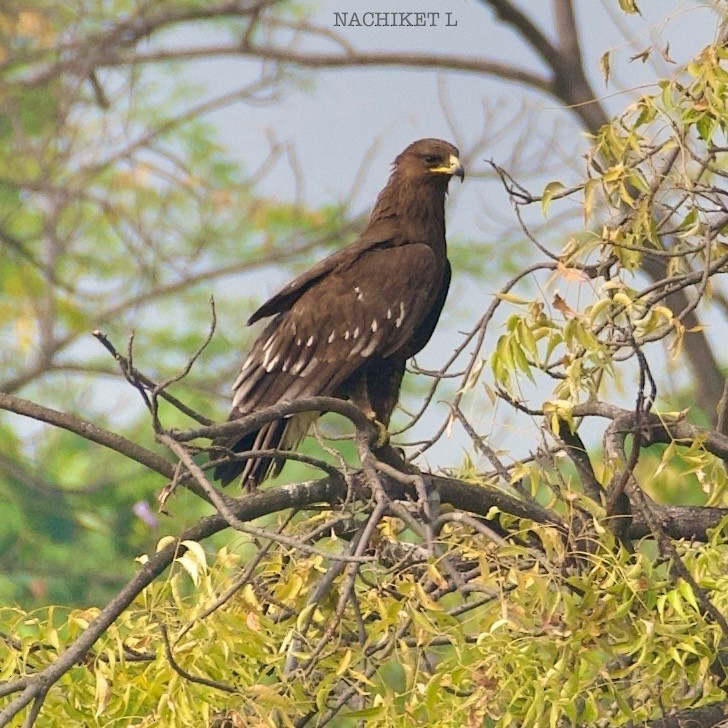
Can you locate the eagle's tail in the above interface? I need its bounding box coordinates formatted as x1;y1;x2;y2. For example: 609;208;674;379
212;420;284;489
212;412;317;489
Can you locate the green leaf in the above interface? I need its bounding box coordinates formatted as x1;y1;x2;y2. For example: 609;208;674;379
541;181;565;216
695;113;717;141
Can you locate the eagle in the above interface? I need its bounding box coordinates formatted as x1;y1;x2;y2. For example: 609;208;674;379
214;138;464;488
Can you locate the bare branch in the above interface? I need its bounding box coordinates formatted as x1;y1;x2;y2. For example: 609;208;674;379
102;44;553;95
93;329;214;426
0;392;174;480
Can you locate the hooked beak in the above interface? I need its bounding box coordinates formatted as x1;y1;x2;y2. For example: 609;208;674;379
431;154;465;182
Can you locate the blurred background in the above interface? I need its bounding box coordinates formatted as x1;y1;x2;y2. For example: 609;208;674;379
0;0;725;605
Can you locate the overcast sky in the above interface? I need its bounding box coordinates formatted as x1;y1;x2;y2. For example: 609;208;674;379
167;0;721;467
182;1;715;210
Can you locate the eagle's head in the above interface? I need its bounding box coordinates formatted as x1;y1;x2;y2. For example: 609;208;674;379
394;138;465;184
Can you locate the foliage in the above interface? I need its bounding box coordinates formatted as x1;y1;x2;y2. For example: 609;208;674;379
2;519;727;726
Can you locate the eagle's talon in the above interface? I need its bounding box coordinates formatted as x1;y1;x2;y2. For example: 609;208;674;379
370;418;390;450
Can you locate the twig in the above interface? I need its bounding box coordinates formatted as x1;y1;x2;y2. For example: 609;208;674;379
93;330;214;426
159;624;238;694
717;379;728;438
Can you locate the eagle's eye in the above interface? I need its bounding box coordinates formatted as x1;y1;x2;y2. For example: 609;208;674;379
423;154;438;165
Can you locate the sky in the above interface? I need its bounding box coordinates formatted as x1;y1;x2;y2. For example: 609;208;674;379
181;1;715;209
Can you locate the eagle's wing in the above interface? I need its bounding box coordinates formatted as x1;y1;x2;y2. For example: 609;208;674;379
404;258;452;358
231;242;442;414
248;217;399;325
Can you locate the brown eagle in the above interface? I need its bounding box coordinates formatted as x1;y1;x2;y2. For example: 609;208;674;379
214;138;464;488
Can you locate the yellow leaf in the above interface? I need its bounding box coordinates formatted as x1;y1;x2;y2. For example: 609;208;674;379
541;180;565;216
336;649;353;676
583;179;599;223
242;583;262;611
181;540;207;571
94;668;111;717
415;583;443;611
177;555;200;586
495;291;532;305
296;603;315;631
426;563;448;589
156;535;176;552
618;0;641;16
458;357;484;394
599;51;611;86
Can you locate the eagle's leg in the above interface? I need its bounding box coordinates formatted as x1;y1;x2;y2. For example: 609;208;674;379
348;372;389;449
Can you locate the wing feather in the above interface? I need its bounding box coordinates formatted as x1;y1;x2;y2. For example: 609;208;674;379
247;218;400;325
231;244;445;420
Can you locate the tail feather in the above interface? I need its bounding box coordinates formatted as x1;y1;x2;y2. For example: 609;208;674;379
213;419;287;488
215;315;361;488
212;411;319;489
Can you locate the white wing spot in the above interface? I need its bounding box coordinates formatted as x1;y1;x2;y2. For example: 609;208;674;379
241;356;253;371
292;358;306;375
306;335;314;347
301;356;319;376
344;329;350;340
353;327;359;339
328;331;335;344
265;355;280;372
282;358;290;372
360;337;379;357
263;334;276;351
354;286;364;301
296;338;302;346
387;308;393;319
395;301;406;328
371;320;378;333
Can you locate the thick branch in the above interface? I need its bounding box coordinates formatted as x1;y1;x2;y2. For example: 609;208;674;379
480;0;608;131
0;392;223;505
104;44;552;94
173;395;377;443
552;0;581;60
480;0;562;70
635;700;728;728
0;392;174;480
572;402;728;462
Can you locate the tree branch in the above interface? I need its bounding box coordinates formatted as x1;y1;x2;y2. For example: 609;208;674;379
0;392;174;480
104;44;553;94
634;700;728;728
